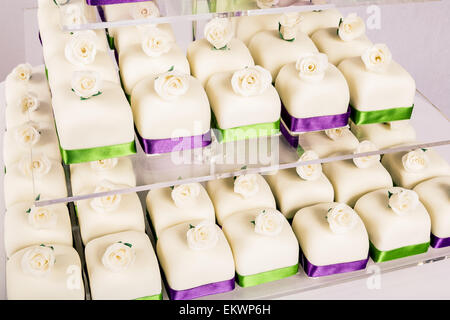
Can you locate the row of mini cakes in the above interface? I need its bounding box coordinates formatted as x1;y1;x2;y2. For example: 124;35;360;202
37;1;136;164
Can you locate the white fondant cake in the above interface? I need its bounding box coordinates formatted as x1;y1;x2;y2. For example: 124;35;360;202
85;231;162;300
146;183;215;238
114;24;175;54
6;244;84;300
298;9;343;36
292;203;369;266
233;14;280;45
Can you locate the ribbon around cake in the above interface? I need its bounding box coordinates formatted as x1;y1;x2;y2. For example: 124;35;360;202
369;241;430;263
430;234;450;249
59;141;137;164
280;119;299;148
85;0;147;5
300;252;369;278
236;264;299;288
350;105;414;125
135;293;163;300
166;278;236;300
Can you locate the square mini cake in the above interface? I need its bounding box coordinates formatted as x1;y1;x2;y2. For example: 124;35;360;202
292;203;369;277
297;9;343;36
6;244;85;300
381;148;450;189
146;183;215;239
156;220;235;300
414;177;450;248
275;53;350;136
248;13;319;80
187;18;255;86
338;44;416;125
222;208;299;287
322;141;393;207
233;14;280;45
85;231;162;300
205;66;281;142
265;151;334;219
206;173;276;226
70;157;136;196
4;154;68;208
4;202;72;258
354;187;431;262
310;13;372;65
131;71;211;154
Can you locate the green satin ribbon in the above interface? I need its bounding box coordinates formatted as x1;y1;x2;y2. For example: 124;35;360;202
296;144;305;157
236;264;298;288
350;105;414;125
59;141;136;164
136;292;163;300
45;66;48;81
107;34;115;50
369;241;430;263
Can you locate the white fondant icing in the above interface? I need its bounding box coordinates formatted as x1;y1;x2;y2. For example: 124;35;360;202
233;14;280;45
114;24;175;54
298;9;343;36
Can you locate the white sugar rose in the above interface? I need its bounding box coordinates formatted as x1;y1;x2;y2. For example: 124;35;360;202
71;70;102;99
256;0;279;9
102;242;136;272
60;4;87;27
353;140;380;169
90;181;122;213
130;1;160;20
65;31;97;66
15;122;41;148
325;127;346;141
338;13;366;42
326;203;358;234
171;183;201;208
21;245;55;277
204;18;233;50
141;26;173;57
388;188;419;215
19;92;40;113
154;71;190;100
90;158;118;171
402;149;428;173
234;174;259;199
12;63;32;82
231;66;272;97
296;53;329;82
362;44;392;73
186;221;219;251
279;12;302;41
28;206;58;230
296;150;322;181
254;209;284;236
19;154;52;178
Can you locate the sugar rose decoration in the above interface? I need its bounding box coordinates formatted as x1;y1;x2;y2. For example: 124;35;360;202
325;127;345;141
296;150;322;181
19;154;52;178
326;203;358;234
154;71;190;101
256;0;279;9
130;2;160;20
19;92;40;113
231;66;272;97
71;71;102;100
65;31;97;66
338;13;366;42
362;44;392;73
141;26;173;57
60;4;87;27
21;245;55;277
28;206;58;230
353;140;380;169
296;53;329;82
90;158;118;171
253;209;284;236
15;122;41;148
388;188;419;216
90;181;122;213
279;12;302;41
234;174;259;199
12;63;32;82
402;149;428;173
102;242;136;272
204;18;233;50
171;183;201;208
186;221;219;251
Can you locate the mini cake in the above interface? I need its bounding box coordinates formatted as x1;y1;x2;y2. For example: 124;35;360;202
76;181;145;245
381;148;450;189
414;177;450;248
156;220;235;300
322;141;393;207
354;187;431;262
70;157;136;196
146;183;215;239
248;13;319;80
276;53;350;138
4;202;72;258
206;173;276;226
233;14;280;45
114;24;175;54
3;121;61;168
297;9;343;36
187;18;255;86
85;231;162;300
4;154;68;208
222;208;299;287
6;244;85;300
265;151;334;219
131;71;211;154
205;66;281;142
350;120;416;149
51;71;136;164
338;44;416;125
311;13;373;65
292;203;369;277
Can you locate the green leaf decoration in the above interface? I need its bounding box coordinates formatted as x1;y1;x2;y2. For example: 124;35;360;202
177;176;182;180
212;45;229;51
278;23;295;42
421;148;428;152
233;176;237;181
262;209;266;213
170;186;174;190
26;208;31;214
70;32;74;35
338;18;343;27
250;220;255;225
92;91;102;97
35;194;41;201
40;244;45;247
241;165;247;170
313;10;323;12
80;97;89;101
49;246;54;251
123;243;133;248
328;208;332;212
189;224;195;229
168;65;175;72
388;205;392;209
71;88;75;93
388;191;393;199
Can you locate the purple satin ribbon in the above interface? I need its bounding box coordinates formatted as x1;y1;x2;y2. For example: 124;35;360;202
280;120;299;148
431;234;450;249
281;104;350;133
38;32;42;46
301;252;369;278
136;129;212;155
86;0;148;5
97;5;106;22
167;278;235;300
